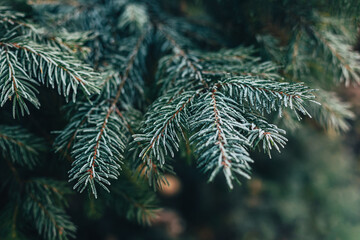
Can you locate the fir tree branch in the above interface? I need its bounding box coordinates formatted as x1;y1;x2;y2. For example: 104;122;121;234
242;112;287;157
0;38;100;117
26;193;74;240
67;30;148;197
211;89;234;168
133;90;198;187
190;90;253;188
115;190;158;225
0;44;40;117
4;41;99;94
310;26;360;85
69;103;126;198
135;90;198;164
23;179;75;240
157;24;209;88
308;90;354;132
0;125;44;168
137;41;316;188
217;77;315;117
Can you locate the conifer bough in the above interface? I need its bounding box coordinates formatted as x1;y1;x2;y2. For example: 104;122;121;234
0;0;358;239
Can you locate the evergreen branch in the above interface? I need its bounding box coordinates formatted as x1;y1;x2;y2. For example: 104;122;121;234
157;24;209;88
138;43;316;188
0;125;44;168
133;90;198;187
308;90;354;132
190;90;252;189
217;77;316;117
25;193;75;240
0;45;40;117
53;102;96;159
114;189;158;225
66;31;148;197
26;178;72;206
23;179;74;240
0;39;100;116
4;41;99;95
242;112;287;157
310;26;360;85
135;90;198;164
118;3;149;33
0;7;90;54
69;103;126;198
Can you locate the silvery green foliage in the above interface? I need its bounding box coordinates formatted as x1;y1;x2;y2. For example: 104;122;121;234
257;12;359;133
134;25;316;189
1;0;359;239
190;91;253;188
218;78;314;118
2;0;355;200
0;1;359;238
55;25;152;197
312;28;360;85
118;3;149;32
0;7;100;117
288;14;360;86
68;102;126;198
1;2;159;233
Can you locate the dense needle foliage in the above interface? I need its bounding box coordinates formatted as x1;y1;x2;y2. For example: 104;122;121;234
0;0;359;239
